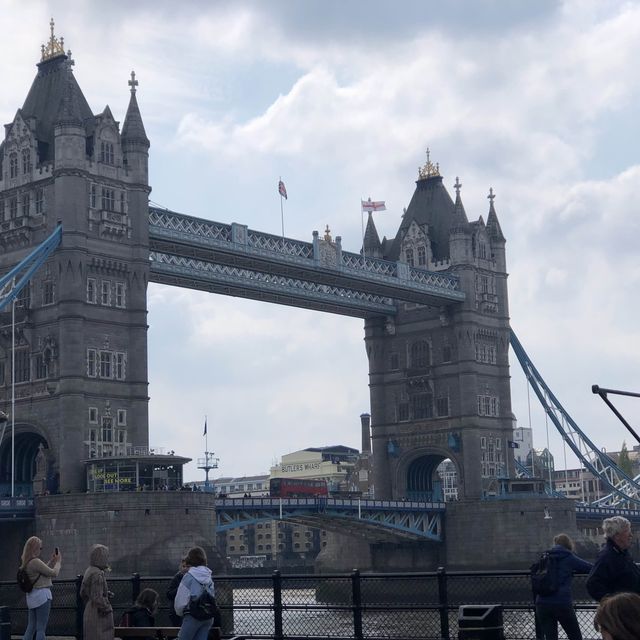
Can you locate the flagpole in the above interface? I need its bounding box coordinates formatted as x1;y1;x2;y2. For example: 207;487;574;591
360;199;365;258
279;176;285;241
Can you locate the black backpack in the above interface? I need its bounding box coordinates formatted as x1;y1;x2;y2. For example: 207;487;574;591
530;551;558;596
188;583;217;621
17;567;35;593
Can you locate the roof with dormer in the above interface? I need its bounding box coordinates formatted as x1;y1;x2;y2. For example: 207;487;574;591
17;52;94;163
387;172;457;262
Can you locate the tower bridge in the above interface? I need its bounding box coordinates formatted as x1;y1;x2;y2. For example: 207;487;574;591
0;24;634;577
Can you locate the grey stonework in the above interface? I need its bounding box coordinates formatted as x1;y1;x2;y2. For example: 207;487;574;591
34;492;223;578
0;45;150;492
364;165;513;500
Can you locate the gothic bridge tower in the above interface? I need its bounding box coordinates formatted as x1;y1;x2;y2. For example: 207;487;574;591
364;155;512;500
0;24;151;492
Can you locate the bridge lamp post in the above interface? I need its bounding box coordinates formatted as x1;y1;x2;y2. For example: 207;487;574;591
0;411;8;497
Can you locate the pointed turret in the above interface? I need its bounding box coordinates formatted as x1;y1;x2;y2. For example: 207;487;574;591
450;176;469;230
362;212;382;258
121;70;149;183
485;188;505;243
54;59;84;128
122;71;149;146
449;176;472;265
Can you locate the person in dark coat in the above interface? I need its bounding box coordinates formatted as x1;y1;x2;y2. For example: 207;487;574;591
121;589;158;640
166;557;188;626
586;516;640;601
535;533;592;640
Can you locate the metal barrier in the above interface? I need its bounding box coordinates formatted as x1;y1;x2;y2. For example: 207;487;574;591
0;568;599;639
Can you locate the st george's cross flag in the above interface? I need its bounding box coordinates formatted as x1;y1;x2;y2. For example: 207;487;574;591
203;418;208;436
361;198;386;212
278;180;288;200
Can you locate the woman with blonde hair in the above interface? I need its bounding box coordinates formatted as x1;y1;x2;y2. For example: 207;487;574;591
20;535;61;640
80;544;114;640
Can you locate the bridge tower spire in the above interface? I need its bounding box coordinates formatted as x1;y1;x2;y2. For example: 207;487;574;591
365;153;513;500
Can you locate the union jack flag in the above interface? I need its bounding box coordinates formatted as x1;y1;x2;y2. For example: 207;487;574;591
278;180;288;200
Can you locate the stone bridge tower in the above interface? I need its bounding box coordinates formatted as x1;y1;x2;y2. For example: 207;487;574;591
0;24;151;492
364;156;513;500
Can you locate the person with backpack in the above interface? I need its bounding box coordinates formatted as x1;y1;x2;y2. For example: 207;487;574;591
586;516;640;601
174;546;218;640
19;536;61;640
533;533;592;640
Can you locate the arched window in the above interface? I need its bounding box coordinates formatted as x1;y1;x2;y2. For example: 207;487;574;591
22;149;31;174
405;248;414;267
410;340;430;368
9;153;18;178
418;246;426;266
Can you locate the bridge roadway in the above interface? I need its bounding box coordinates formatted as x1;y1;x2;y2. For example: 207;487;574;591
147;207;465;318
216;496;445;542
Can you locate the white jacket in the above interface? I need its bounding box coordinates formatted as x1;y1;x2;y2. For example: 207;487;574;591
174;566;214;617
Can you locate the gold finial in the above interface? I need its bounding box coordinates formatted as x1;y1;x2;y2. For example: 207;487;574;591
323;225;332;242
41;18;66;62
418;147;441;180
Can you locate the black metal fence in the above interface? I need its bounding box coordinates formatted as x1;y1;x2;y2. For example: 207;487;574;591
0;568;600;639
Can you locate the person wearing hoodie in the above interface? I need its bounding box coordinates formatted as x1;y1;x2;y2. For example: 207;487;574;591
174;546;216;640
535;533;592;640
80;544;114;640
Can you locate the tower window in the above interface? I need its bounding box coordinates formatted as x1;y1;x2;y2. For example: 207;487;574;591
117;409;127;426
436;396;449;417
9;153;18;179
115;282;126;308
114;352;126;380
390;352;399;370
418;246;426;266
101;281;111;305
87;278;97;304
9;197;17;219
102;417;113;442
89;407;99;423
100;142;114;165
90;184;97;209
33;353;48;380
87;349;97;377
405;248;414;267
42;281;55;306
101;188;115;211
21;193;30;216
15;350;30;383
99;351;112;378
410;340;430;368
412;393;433;420
35;189;44;215
22;149;31;174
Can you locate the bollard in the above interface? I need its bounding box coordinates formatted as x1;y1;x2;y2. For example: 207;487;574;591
0;606;10;640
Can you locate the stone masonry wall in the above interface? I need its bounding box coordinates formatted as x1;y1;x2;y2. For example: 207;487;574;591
31;492;222;578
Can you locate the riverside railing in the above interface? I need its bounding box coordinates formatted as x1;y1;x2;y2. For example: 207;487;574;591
0;568;600;639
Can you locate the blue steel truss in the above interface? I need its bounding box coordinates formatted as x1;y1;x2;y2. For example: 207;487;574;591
510;330;640;508
0;225;62;311
148;207;465;317
215;497;444;542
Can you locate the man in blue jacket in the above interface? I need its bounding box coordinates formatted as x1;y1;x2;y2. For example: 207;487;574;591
587;516;640;601
535;533;592;640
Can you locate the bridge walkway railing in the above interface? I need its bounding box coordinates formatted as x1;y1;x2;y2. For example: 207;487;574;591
0;568;601;639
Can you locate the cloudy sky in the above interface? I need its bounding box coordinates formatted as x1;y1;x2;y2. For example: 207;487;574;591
1;0;639;483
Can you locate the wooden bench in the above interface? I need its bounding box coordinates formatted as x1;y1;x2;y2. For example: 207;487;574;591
114;626;221;640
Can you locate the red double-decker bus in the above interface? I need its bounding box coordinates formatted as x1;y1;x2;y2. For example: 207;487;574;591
269;477;328;498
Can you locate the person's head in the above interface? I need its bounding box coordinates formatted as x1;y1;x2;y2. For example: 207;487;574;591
88;544;110;569
135;588;159;614
594;592;640;640
179;556;188;573
185;546;207;568
21;536;42;567
603;516;633;550
553;533;575;551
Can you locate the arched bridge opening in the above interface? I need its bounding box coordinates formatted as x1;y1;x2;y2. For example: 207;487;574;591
0;429;49;497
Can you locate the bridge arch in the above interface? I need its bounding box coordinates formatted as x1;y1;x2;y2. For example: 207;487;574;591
0;425;49;496
395;448;462;501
